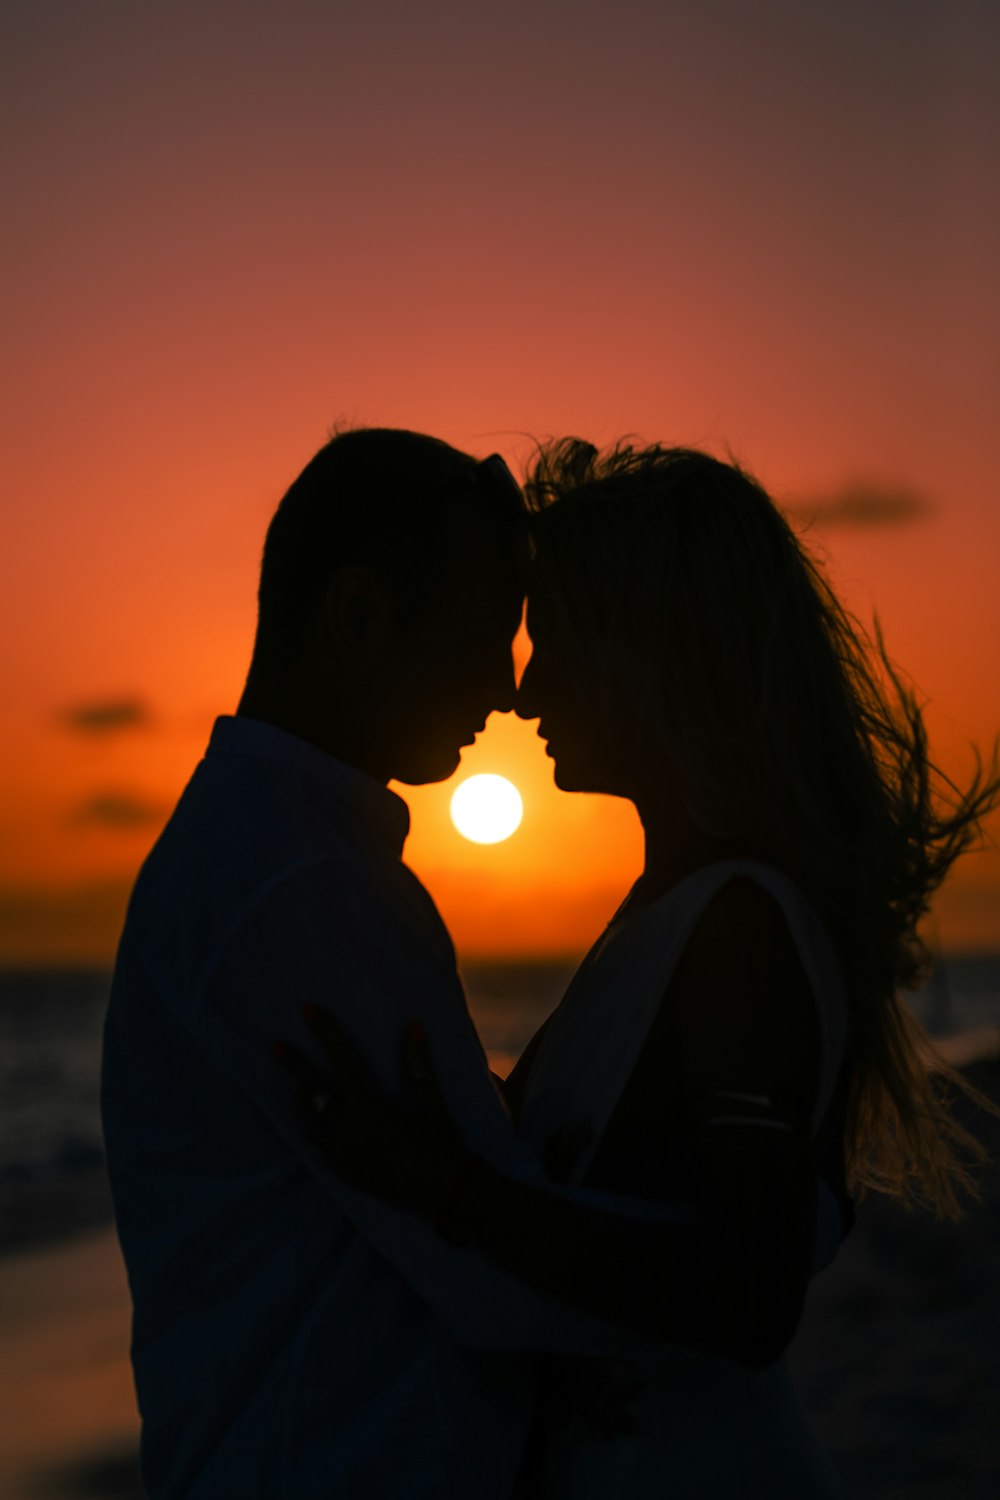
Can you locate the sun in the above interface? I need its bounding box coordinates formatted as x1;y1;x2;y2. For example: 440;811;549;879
450;774;523;845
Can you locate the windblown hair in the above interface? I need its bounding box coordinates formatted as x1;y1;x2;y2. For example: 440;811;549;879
525;437;1000;1218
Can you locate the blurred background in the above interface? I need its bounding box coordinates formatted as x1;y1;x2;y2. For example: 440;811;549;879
2;2;998;1495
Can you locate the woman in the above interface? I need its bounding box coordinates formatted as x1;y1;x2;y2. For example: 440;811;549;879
288;439;999;1496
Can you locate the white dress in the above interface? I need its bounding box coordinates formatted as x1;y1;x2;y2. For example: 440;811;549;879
517;860;848;1498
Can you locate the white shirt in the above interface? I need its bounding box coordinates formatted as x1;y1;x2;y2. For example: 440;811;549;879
102;716;669;1500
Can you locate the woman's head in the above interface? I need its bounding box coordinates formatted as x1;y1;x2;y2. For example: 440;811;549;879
522;440;871;851
523;436;1000;1217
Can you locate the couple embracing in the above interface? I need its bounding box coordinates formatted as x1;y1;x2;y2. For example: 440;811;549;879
102;427;996;1498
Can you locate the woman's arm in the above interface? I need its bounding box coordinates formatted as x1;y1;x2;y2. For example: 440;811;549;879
437;880;823;1366
429;1119;817;1369
283;879;825;1368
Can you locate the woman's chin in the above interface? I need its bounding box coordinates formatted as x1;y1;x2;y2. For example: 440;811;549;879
552;761;594;794
552;759;628;799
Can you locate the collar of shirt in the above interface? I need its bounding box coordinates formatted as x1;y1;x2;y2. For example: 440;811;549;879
207;714;411;856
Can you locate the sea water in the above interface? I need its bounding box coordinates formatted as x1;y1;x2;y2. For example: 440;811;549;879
1;958;998;1253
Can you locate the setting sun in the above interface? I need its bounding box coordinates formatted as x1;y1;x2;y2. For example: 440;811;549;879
450;774;524;845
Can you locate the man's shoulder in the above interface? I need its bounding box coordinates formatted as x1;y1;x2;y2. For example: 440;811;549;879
127;756;330;930
124;766;454;1005
229;849;456;977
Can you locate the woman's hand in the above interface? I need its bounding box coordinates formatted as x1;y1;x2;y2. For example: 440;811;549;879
275;1007;470;1220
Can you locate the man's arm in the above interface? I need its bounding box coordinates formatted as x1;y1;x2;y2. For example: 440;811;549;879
169;855;691;1359
283;876;833;1369
448;879;828;1367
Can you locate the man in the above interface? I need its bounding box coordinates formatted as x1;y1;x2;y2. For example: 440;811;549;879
102;428;651;1500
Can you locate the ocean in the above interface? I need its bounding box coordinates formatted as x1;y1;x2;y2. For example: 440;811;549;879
2;957;999;1255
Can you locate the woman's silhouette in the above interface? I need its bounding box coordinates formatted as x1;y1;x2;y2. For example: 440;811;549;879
290;439;999;1496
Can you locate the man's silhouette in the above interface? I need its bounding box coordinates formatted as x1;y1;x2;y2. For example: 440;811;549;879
102;430;638;1500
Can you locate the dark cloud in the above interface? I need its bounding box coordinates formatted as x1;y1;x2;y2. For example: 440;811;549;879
70;793;167;829
59;698;152;735
787;482;933;529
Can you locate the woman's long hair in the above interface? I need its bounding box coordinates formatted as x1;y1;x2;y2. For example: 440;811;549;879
525;438;1000;1218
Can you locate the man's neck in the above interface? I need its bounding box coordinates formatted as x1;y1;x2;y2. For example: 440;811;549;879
236;679;389;786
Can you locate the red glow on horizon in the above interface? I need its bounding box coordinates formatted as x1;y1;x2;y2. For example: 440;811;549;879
2;2;997;963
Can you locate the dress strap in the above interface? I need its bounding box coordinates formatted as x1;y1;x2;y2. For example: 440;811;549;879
518;860;849;1186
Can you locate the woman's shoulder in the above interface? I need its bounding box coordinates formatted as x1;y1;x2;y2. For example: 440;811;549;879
662;871;821;1106
685;869;803;965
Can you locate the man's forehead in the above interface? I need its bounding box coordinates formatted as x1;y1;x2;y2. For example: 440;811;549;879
446;556;523;616
439;506;524;579
426;540;523;631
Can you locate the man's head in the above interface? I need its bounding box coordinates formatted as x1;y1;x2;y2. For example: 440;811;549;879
241;428;526;784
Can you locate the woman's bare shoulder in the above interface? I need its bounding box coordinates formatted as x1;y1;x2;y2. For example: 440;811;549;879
664;874;820;1104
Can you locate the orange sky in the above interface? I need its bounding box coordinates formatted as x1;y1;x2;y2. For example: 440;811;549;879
2;1;998;965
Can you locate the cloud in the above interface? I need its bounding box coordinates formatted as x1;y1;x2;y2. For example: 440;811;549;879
787;482;933;529
70;792;167;829
58;698;152;735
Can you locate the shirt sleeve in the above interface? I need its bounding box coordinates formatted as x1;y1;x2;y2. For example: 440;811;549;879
170;852;694;1357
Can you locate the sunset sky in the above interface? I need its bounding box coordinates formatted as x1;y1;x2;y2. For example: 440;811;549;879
2;0;998;965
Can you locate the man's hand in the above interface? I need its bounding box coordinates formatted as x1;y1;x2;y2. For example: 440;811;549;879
275;1008;470;1218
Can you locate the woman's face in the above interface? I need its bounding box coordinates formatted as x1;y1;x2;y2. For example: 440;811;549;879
516;589;631;797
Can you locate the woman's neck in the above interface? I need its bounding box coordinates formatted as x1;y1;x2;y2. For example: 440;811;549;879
634;773;786;891
626;794;728;912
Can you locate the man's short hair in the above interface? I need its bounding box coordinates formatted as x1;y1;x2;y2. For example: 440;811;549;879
254;427;524;667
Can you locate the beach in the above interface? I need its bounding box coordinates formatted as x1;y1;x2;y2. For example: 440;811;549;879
790;1051;1000;1499
2;970;999;1498
0;1224;142;1499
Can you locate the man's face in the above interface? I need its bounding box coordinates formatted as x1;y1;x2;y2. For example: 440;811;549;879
380;526;524;785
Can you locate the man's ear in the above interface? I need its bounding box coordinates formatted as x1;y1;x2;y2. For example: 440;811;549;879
322;565;393;659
